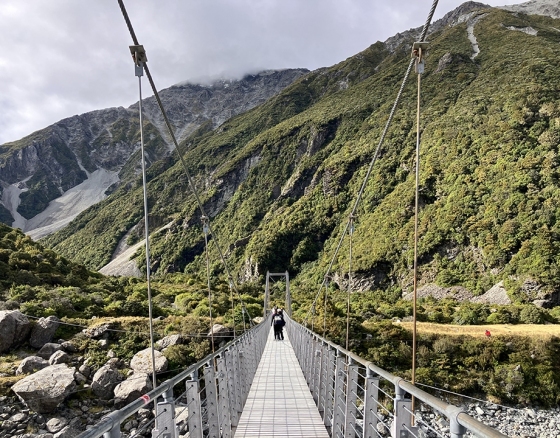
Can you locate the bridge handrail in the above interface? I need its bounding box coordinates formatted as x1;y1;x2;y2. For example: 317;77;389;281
78;316;270;438
287;315;508;438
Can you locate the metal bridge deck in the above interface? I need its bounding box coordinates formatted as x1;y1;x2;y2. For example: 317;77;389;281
235;326;329;437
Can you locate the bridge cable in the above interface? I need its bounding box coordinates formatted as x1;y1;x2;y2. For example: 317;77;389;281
202;216;216;354
131;45;158;391
345;215;355;351
302;0;440;327
116;0;254;328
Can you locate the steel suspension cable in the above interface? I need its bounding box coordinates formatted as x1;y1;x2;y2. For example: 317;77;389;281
135;54;157;391
345;215;354;351
117;0;254;326
303;0;440;327
203;216;215;354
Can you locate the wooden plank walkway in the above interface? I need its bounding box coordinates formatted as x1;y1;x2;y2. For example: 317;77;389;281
235;326;329;437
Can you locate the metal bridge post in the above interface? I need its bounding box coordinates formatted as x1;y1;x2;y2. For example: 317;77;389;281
216;356;232;437
304;336;313;386
333;354;347;437
317;342;327;415
203;362;219;438
391;384;415;438
232;345;243;413
448;406;467;438
312;339;321;404
185;371;203;438
345;361;358;438
239;346;248;406
363;370;380;438
224;349;240;427
151;387;179;438
323;348;336;429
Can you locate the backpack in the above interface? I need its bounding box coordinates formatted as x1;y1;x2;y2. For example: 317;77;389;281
273;314;284;326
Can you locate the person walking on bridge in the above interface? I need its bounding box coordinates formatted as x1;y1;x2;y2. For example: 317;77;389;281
272;308;285;340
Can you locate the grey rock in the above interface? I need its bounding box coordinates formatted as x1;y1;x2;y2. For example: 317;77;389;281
74;371;87;385
60;341;77;353
48;350;70;365
8;412;28;423
208;324;230;337
54;426;81;438
78;364;91;378
16;356;49;376
91;365;122;400
11;364;77;413
37;343;62;359
98;339;109;348
29;316;61;349
113;373;153;408
0;311;32;353
82;324;110;339
130;348;168;375
156;334;183;350
46;418;67;433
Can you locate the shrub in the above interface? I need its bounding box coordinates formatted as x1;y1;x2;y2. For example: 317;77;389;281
518;305;547;324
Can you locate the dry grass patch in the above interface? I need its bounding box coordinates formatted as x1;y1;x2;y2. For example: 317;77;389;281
397;322;560;339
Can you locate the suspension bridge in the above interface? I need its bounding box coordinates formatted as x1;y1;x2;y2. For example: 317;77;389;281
77;310;507;438
75;1;515;436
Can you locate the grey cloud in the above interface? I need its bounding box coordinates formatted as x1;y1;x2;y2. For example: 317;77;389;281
0;0;523;145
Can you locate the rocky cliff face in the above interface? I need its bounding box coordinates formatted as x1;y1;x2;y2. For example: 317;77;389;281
0;69;308;239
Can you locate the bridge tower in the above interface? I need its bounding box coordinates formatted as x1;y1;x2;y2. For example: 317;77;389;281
263;271;291;317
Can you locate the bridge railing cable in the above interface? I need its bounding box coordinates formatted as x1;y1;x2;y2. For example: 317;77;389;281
285;315;508;438
77;317;270;438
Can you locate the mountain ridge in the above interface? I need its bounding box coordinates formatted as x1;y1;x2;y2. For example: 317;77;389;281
0;69;308;238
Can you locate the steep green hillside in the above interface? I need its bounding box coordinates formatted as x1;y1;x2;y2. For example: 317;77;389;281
43;7;560;304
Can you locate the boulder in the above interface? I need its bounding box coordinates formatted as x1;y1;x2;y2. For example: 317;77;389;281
156;334;183;350
208;324;230;337
16;356;49;375
37;343;62;359
472;281;512;305
114;373;153;408
60;341;77;353
130;348;168;375
54;425;81;438
46;417;68;433
0;311;32;353
91;364;123;400
82;323;111;339
11;364;77;413
49;350;70;365
78;364;92;378
29;316;61;349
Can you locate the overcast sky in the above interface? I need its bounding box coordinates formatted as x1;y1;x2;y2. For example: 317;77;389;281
0;0;523;145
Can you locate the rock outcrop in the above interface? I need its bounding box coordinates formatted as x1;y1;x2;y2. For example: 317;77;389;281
16;356;49;376
0;310;32;353
130;348;168;375
12;364;77;413
91;364;123;400
29;315;61;349
113;373;153;408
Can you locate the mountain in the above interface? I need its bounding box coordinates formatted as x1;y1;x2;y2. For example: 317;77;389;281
40;2;560;307
0;69;308;240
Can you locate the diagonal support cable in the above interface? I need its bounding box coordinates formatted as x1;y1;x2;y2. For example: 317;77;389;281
117;0;254;325
303;0;439;326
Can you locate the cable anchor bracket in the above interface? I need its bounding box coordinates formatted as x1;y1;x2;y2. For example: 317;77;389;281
129;44;147;77
411;41;429;74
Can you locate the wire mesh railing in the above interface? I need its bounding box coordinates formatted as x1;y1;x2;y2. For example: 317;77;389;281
77;317;269;438
286;316;508;438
